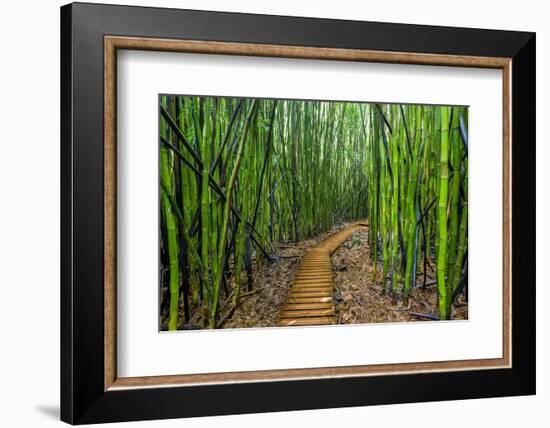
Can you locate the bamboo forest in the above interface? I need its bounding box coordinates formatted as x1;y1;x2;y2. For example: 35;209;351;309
159;95;468;330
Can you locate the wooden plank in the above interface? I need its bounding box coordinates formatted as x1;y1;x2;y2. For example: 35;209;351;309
295;276;332;280
299;264;330;267
297;271;331;274
293;282;333;287
290;289;332;294
280;308;335;318
298;267;330;271
288;288;334;296
297;272;330;276
288;291;332;298
296;271;331;275
279;316;335;326
299;266;330;269
292;286;332;291
282;302;333;310
299;267;329;270
291;286;333;292
282;304;335;313
293;280;332;285
285;296;333;303
300;261;328;264
293;278;332;287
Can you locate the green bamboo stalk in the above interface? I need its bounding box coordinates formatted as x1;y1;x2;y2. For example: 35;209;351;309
160;97;179;330
390;107;401;296
403;106;422;303
454;110;468;293
437;106;451;320
211;100;258;328
447;108;462;310
199;99;211;312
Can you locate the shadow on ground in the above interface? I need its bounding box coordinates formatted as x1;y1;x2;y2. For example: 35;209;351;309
35;405;59;420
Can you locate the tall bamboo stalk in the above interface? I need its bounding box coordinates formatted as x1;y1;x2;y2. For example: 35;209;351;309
160;96;179;330
211;100;258;327
437;106;451;320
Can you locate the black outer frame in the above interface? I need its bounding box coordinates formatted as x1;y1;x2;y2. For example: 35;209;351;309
60;2;535;424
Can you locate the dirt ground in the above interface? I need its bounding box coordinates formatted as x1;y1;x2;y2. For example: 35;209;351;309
163;222;467;330
331;230;468;325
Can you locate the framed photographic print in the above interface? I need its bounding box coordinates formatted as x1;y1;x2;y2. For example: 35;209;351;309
60;2;536;424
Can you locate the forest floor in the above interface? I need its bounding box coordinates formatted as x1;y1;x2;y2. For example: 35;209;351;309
331;230;468;324
224;222;468;328
164;221;468;330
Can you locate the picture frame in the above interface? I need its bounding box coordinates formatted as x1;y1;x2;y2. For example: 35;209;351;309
60;2;535;424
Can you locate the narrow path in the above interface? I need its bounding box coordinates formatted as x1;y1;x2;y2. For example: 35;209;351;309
278;223;367;326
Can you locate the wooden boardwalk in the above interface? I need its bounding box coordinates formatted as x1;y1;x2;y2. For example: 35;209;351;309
278;223;367;326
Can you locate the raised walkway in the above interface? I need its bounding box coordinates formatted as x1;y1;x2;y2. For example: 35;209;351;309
278;223;367;326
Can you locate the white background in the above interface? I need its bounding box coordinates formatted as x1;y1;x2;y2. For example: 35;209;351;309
118;51;503;377
0;0;546;427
